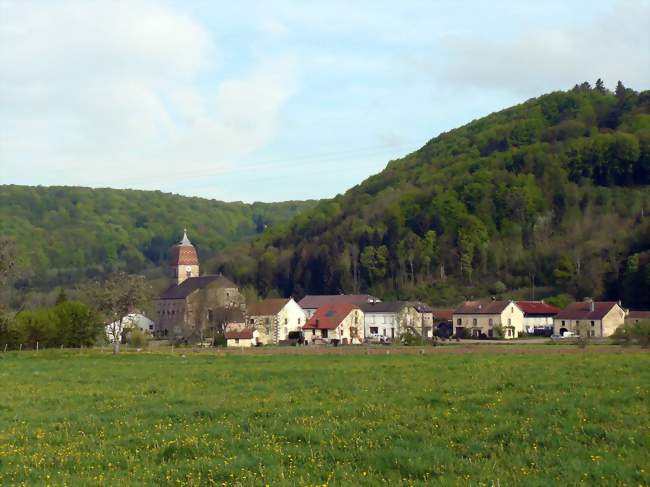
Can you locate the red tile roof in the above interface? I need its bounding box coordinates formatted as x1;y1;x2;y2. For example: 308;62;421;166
303;303;360;330
224;329;253;340
516;301;560;316
554;301;620;320
299;294;378;309
247;298;290;316
170;243;199;266
430;308;454;320
454;300;513;315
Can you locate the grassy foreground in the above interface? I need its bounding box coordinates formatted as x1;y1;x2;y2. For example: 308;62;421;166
0;349;648;485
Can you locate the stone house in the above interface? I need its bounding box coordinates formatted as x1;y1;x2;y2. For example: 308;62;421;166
245;297;306;345
453;300;525;339
516;301;560;334
303;303;364;345
625;310;650;325
155;230;244;340
298;294;379;319
553;301;627;337
429;308;454;338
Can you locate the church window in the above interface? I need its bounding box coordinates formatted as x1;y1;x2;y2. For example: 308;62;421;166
284;318;288;325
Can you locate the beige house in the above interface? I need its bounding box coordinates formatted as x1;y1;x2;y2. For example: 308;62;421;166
155;231;244;340
224;329;255;347
553;301;627;337
245;297;306;345
303;303;364;345
453;300;524;339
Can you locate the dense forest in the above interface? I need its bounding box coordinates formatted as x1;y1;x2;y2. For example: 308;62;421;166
212;81;650;308
0;186;315;305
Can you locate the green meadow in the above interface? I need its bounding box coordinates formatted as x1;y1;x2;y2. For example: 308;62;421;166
0;349;648;486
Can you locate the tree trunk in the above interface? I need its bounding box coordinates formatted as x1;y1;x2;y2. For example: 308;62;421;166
113;340;120;354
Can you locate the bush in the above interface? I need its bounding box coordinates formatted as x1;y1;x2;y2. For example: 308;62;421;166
492;324;505;339
612;320;650;348
400;329;427;346
127;329;148;349
55;301;103;347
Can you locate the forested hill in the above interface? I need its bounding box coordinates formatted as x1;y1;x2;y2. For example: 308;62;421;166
0;185;316;291
214;82;650;308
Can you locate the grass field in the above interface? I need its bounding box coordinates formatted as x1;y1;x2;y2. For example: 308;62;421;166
0;348;648;485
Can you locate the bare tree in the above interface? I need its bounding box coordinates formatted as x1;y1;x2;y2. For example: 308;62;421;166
87;272;151;354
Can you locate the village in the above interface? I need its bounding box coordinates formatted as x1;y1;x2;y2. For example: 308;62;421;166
114;230;650;348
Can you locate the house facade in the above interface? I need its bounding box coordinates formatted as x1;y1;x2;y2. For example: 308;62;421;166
155;231;244;340
245;297;306;345
298;294;379;319
516;301;560;334
225;329;254;347
430;308;454;338
553;301;626;337
360;302;404;340
303;303;364;345
453;300;524;339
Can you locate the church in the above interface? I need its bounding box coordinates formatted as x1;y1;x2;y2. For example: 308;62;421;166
155;230;244;340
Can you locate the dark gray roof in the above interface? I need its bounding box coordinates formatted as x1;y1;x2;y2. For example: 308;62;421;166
360;301;405;313
299;294;379;309
159;274;238;300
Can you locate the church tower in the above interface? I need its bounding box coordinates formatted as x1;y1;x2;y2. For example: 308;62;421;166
169;229;199;285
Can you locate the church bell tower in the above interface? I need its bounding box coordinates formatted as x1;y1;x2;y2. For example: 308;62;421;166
169;229;199;285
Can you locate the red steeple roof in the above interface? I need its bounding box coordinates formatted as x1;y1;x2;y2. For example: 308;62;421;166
169;229;199;266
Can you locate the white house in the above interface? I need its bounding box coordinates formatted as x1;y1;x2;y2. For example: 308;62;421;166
302;303;364;345
224;329;255;347
106;313;155;343
246;297;306;344
359;301;404;341
516;301;560;334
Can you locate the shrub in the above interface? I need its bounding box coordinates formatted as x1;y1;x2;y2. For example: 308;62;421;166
55;301;103;347
612;320;650;348
401;329;427;346
127;329;148;349
492;324;505;339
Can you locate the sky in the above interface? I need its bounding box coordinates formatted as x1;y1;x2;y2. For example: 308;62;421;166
1;0;649;202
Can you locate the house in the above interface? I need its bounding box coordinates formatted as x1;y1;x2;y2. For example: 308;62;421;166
155;230;244;340
298;294;379;319
625;310;650;325
453;300;524;339
359;301;404;341
224;329;255;347
553;300;627;337
106;313;155;343
245;297;306;345
303;303;364;345
516;301;560;334
430;308;454;338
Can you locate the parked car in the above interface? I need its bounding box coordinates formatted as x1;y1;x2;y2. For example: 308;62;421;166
551;331;577;340
366;333;388;343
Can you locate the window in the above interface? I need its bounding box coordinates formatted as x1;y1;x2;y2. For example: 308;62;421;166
298;318;301;325
265;318;270;325
354;316;358;324
382;329;386;336
207;309;213;322
590;330;595;337
457;319;461;326
472;318;477;326
149;325;154;330
370;327;378;334
507;318;511;326
249;318;254;324
591;321;595;327
322;329;328;338
284;318;288;325
235;338;240;344
488;318;493;326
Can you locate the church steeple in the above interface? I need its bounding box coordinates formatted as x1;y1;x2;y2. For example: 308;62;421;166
169;229;199;285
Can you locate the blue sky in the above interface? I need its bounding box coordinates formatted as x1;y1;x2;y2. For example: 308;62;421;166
1;0;648;202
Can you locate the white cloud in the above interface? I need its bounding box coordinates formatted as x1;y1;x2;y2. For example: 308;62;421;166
441;1;650;96
0;0;298;188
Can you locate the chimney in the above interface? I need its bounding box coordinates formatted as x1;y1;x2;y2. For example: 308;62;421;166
590;301;595;312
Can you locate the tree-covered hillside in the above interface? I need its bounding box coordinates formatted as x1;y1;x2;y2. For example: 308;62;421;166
0;186;315;292
214;82;650;308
